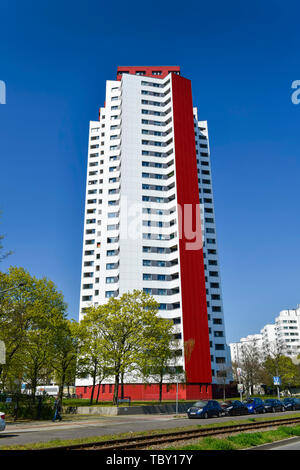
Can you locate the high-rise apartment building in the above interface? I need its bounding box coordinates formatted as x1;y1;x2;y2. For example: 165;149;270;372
76;66;231;400
275;308;300;357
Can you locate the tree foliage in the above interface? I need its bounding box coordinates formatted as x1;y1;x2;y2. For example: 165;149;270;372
79;290;175;404
0;267;68;394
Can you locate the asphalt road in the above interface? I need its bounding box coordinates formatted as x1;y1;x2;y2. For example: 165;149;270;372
0;410;299;448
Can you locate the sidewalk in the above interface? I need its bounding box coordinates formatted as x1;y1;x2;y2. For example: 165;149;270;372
5;414;108;430
5;413;182;433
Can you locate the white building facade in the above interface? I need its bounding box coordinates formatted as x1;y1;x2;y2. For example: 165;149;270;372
230;306;300;364
275;308;300;357
77;66;231;400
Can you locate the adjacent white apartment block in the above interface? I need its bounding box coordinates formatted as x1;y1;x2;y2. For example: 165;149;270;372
230;306;300;364
229;334;263;364
275;307;300;357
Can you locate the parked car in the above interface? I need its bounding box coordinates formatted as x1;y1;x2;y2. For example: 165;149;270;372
187;400;223;419
243;397;266;414
282;398;300;411
220;400;249;416
0;412;5;432
263;399;285;413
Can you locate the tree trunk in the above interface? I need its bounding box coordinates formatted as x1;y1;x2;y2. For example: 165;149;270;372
159;374;163;403
96;380;102;404
31;377;37;403
121;372;124;399
59;369;66;403
90;365;97;405
113;374;120;406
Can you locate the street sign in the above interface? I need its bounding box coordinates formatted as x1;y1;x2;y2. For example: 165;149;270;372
237;384;244;392
237;368;242;376
273;376;281;386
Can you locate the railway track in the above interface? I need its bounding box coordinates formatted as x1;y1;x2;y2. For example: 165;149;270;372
37;416;300;450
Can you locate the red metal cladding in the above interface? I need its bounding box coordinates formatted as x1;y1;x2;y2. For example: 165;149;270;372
171;73;212;386
117;66;180;80
76;384;212;401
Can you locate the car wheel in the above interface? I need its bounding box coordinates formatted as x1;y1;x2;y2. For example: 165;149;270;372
272;407;276;413
218;411;222;417
204;412;209;419
262;408;266;413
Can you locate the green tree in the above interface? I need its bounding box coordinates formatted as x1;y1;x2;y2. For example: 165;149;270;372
51;319;79;402
77;317;112;404
22;329;53;400
263;354;299;392
0;267;67;391
140;316;181;402
82;290;168;405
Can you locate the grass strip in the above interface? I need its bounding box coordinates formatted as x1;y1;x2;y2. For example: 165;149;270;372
163;425;300;450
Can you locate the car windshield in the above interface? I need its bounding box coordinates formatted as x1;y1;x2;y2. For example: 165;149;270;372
264;399;274;404
244;399;254;404
193;401;208;407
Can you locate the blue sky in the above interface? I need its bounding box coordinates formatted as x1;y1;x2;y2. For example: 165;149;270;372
0;0;299;343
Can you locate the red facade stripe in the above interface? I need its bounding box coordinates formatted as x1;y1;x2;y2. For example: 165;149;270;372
172;74;212;386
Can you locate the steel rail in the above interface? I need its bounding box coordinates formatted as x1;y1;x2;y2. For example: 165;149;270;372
36;416;300;451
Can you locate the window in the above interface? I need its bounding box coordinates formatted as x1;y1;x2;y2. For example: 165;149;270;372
106;263;116;269
159;304;167;310
212;306;222;312
105;291;115;298
214;331;223;337
215;357;225;365
210;282;220;288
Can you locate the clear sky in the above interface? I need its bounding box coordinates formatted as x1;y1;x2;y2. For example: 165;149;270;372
0;0;299;343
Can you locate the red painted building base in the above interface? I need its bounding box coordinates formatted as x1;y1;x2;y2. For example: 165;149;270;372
76;383;212;402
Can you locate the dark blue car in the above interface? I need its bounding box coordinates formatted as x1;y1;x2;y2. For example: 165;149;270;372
243;397;266;414
187;400;223;419
220;400;249;416
283;398;300;411
263;399;285;413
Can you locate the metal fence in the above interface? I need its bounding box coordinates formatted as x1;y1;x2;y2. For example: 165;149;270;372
0;393;54;420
